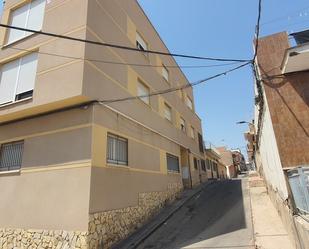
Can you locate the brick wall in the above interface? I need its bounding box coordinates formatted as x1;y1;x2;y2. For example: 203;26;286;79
257;32;309;168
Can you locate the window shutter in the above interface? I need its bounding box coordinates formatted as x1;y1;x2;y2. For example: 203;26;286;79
136;33;147;50
162;66;169;81
198;133;204;153
137;81;150;104
0;59;20;104
164;103;172;121
7;3;29;43
16;53;38;95
26;0;46;35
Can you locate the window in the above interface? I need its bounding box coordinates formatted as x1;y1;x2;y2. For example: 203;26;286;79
194;157;198;170
167;153;179;172
7;0;46;44
162;65;169;82
190;126;195;139
198;133;204;153
0;141;24;172
206;159;211;170
164;103;172;121
180;117;186;132
136;33;147;51
201;160;206;171
0;53;38;105
185;96;193;110
137;80;150;105
213;163;218;172
107;133;128;166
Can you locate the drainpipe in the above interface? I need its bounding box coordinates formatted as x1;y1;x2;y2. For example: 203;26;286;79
187;149;193;188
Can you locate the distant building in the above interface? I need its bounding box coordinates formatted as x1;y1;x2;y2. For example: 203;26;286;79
216;147;237;179
252;31;309;248
231;149;246;172
244;122;256;170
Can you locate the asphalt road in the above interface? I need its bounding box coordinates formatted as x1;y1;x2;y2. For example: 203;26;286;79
137;179;255;249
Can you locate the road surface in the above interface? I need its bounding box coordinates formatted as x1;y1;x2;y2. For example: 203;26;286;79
137;179;255;249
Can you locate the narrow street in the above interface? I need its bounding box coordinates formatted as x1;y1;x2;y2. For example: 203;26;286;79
137;179;255;249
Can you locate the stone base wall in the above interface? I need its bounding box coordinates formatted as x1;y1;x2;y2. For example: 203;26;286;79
266;183;309;249
0;229;88;249
88;182;183;249
0;183;182;249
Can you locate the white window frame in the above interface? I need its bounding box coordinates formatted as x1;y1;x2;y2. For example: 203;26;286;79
162;65;169;82
136;32;148;51
137;80;150;105
0;52;38;106
185;96;193;110
190;126;195;139
164;102;172;122
6;0;46;45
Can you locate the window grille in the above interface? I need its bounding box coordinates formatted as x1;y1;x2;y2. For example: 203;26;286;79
167;153;179;172
0;141;24;171
107;134;128;166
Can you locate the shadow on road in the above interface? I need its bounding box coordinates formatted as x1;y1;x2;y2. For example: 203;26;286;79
138;179;249;249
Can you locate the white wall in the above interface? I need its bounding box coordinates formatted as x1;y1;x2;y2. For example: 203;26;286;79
258;94;289;200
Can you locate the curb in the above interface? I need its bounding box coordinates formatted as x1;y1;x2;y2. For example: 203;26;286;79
113;180;217;249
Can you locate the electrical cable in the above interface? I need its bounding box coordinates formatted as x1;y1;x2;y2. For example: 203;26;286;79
98;62;251;104
253;0;262;62
8;46;243;69
0;23;251;62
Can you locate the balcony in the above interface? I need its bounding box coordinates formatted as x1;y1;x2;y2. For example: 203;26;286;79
282;30;309;74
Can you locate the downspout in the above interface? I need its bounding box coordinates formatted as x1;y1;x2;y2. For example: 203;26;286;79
187;149;193;188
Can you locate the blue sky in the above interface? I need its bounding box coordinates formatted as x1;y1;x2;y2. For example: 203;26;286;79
0;1;308;156
138;0;309;154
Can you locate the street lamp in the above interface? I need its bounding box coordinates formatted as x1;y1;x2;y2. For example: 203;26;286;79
236;121;253;125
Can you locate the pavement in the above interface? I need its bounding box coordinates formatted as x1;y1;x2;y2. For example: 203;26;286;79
116;179;255;249
115;174;295;249
249;175;295;249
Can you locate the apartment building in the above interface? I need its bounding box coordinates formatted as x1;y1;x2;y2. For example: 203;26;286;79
0;0;206;248
253;31;309;249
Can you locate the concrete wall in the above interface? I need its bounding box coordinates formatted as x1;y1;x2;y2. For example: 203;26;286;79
257;95;288;199
267;183;309;249
0;108;94;231
89;104;184;213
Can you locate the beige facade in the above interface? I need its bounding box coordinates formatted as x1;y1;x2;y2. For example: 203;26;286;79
0;0;207;248
205;148;220;179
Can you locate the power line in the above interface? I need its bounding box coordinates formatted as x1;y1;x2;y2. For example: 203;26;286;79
98;62;251;104
0;23;251;63
253;0;262;62
8;47;242;69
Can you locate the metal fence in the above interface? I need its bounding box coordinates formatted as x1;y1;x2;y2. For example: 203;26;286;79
287;167;309;214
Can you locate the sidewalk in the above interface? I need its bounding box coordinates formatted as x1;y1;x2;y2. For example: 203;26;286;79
249;174;295;249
